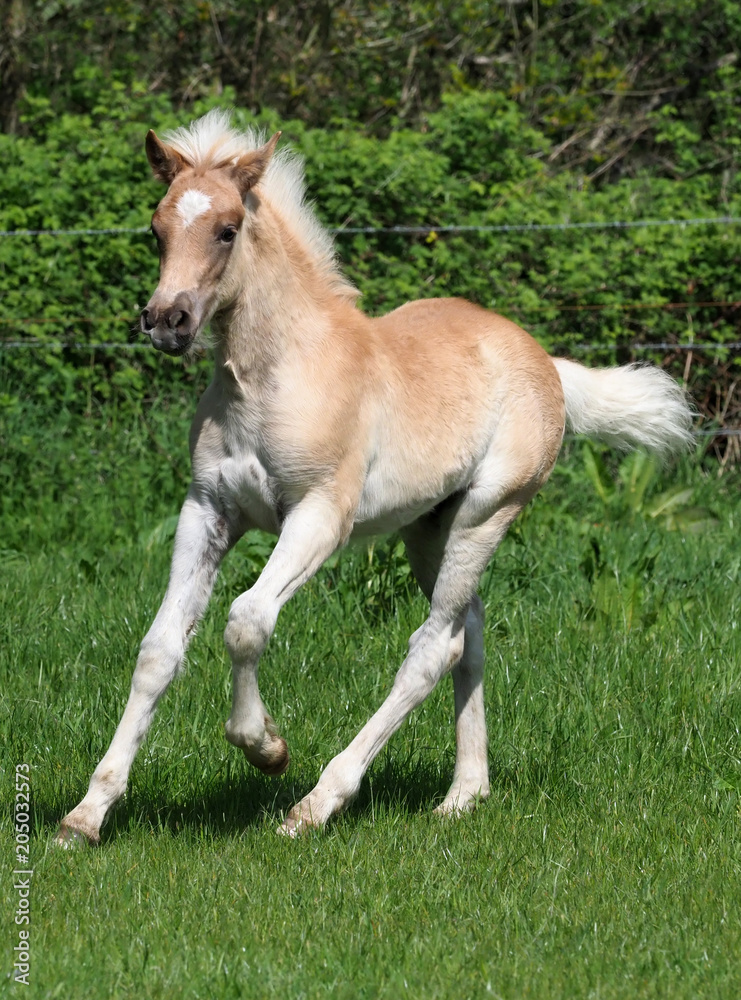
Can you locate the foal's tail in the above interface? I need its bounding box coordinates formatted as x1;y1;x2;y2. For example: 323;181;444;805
551;358;695;461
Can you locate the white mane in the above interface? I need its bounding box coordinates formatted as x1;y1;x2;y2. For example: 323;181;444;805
164;110;357;300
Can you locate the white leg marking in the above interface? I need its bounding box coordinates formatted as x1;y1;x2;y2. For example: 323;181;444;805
280;500;527;835
223;496;348;775
434;596;490;815
56;489;233;846
402;518;490;815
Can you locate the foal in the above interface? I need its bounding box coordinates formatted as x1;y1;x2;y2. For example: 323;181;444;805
57;111;693;844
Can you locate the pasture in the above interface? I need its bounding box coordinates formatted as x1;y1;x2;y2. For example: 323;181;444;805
2;390;740;998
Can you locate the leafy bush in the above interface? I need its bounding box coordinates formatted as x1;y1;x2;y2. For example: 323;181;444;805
0;84;738;429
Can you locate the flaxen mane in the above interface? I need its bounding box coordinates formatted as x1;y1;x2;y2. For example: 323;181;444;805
57;108;693;847
164;109;358;300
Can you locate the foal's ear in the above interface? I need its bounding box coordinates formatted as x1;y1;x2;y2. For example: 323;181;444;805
230;132;281;198
145;130;186;185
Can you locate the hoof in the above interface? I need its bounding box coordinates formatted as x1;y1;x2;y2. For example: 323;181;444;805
243;737;290;776
276;816;302;838
55;824;99;849
277;812;314;838
277;798;324;837
433;802;470;818
226;713;290;776
433;787;488;818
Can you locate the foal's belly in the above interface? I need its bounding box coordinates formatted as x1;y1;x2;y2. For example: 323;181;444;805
214;437;474;540
350;498;442;538
350;457;471;537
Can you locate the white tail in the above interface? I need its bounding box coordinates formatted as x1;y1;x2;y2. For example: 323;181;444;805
57;110;703;846
552;358;695;461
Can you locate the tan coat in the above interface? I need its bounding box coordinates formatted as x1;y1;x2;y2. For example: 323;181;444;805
57;111;693;845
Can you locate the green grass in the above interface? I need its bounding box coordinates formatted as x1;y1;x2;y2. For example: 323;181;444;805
1;394;741;999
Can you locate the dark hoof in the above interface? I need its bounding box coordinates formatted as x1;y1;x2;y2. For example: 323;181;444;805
248;739;290;776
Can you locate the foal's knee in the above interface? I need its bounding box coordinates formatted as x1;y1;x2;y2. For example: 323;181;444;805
131;639;182;698
447;626;466;671
223;591;275;661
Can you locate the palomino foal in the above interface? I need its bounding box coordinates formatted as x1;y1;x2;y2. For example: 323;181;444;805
57;111;693;844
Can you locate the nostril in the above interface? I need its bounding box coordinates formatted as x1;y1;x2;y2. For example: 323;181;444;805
140;308;153;333
167;309;189;331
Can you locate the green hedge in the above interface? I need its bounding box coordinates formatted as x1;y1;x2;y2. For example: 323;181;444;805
1;88;739;421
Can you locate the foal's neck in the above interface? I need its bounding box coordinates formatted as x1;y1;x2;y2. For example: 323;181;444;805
212;209;347;383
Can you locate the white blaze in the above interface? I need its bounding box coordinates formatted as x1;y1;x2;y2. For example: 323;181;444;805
176;189;212;228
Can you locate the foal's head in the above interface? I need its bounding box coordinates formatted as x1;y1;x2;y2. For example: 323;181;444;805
140;117;280;355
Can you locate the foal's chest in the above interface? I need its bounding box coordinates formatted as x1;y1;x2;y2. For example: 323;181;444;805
192;375;287;535
215;452;283;534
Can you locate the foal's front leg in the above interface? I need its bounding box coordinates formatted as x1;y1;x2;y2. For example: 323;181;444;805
56;489;235;846
222;495;349;774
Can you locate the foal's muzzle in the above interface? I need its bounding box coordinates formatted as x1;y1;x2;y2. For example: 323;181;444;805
140;291;199;355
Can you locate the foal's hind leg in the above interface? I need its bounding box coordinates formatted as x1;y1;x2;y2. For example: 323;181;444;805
435;595;488;815
401;517;489;815
280;494;531;835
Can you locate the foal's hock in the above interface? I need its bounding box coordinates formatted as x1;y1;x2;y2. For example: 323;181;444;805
57;111;694;845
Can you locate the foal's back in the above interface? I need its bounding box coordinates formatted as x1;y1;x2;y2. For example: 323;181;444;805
370;297;563;413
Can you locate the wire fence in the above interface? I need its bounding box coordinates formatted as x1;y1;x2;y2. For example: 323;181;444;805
1;336;736;439
2;214;741;239
1;213;738;439
1;338;740;352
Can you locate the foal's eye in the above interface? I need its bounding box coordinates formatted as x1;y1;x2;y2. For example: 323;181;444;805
219;226;238;244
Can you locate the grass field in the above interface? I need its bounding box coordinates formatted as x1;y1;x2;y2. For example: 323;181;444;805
2;392;740;999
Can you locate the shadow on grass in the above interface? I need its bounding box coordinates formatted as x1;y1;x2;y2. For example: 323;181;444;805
37;753;455;843
38;733;598;845
350;754;452;819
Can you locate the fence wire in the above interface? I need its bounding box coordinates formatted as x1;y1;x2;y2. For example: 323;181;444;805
2;339;740;352
2;214;741;239
1;213;738;440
